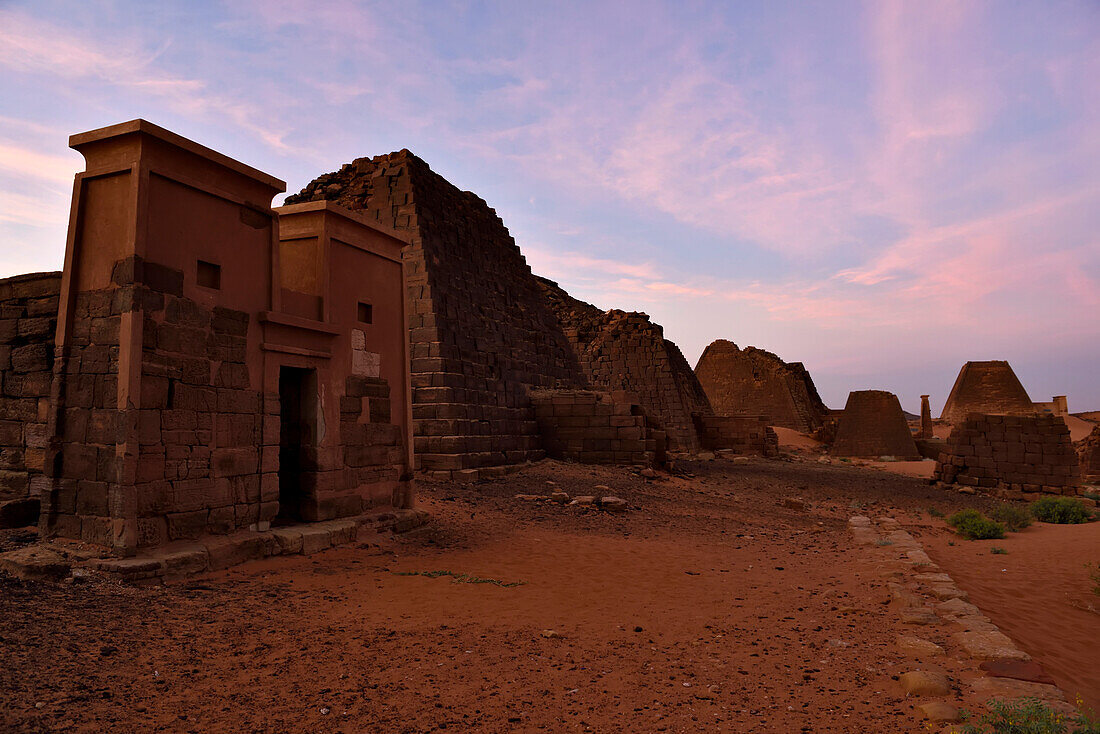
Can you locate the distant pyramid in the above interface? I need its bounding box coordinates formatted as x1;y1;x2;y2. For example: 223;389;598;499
537;278;712;451
832;390;920;459
694;340;829;432
940;360;1033;424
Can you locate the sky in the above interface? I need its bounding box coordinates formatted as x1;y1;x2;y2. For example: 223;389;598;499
1;0;1097;413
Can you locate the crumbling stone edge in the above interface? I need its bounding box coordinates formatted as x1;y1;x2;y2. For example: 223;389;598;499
1;509;429;585
849;515;1079;728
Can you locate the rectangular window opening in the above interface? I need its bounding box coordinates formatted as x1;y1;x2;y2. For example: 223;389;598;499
197;260;221;289
357;301;373;324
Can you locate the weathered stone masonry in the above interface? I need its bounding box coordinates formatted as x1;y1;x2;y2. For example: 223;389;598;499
0;272;61;526
694;339;829;434
537;277;712;452
940;360;1034;424
831;390;920;460
529;390;666;466
36;120;414;554
932;413;1081;496
288;152;588;476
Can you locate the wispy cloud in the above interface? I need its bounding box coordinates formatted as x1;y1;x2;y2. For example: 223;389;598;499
0;0;1097;407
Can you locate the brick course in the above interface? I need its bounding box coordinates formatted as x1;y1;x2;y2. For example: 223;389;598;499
529;390;665;467
932;413;1082;495
0;272;60;526
692;414;779;456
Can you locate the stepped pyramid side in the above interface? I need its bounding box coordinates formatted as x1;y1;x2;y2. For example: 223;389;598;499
832;390;920;459
694;339;829;432
940;360;1034;424
288;151;588;473
537;278;712;451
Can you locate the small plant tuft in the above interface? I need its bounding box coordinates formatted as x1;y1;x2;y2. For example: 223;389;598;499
875;538;893;546
928;507;945;518
990;546;1008;555
989;503;1033;531
947;509;1006;540
959;696;1100;733
392;570;527;588
1089;562;1100;597
1031;496;1093;525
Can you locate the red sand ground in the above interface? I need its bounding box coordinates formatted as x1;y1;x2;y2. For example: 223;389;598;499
920;519;1100;713
1;458;1096;732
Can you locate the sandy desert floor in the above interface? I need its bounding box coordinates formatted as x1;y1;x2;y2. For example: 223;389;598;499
1;457;1097;733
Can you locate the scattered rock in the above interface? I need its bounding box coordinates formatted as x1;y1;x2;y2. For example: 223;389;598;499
697;451;715;460
732;456;750;465
514;494;545;501
896;635;945;657
936;597;980;618
592;485;610;494
953;630;1030;661
899;671;951;697
540;629;563;639
0;546;70;580
970;676;1072;711
640;468;657;479
550;491;571;504
929;585;967;601
780;497;807;511
917;701;960;722
900;608;939;626
597;496;628;513
569;496;596;506
978;659;1056;686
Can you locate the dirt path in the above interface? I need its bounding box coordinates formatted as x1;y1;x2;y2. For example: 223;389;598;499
0;458;1069;732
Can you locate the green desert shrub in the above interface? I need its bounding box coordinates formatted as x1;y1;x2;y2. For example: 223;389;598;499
960;697;1100;734
947;509;1006;540
1031;496;1093;524
989;503;1033;531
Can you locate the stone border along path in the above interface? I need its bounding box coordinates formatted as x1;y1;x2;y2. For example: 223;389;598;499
0;509;429;584
848;515;1078;729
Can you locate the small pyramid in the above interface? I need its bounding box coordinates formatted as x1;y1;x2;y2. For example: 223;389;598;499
940;361;1033;424
832;390;920;459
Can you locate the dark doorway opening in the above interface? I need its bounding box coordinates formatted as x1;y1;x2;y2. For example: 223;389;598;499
278;366;318;523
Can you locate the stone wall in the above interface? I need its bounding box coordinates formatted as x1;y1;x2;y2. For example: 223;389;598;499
1074;424;1099;483
0;272;60;526
692;414;778;456
940;360;1034;424
694;339;828;433
831;390;920;460
529;390;664;466
288;152;588;476
537;278;711;451
932;413;1082;496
